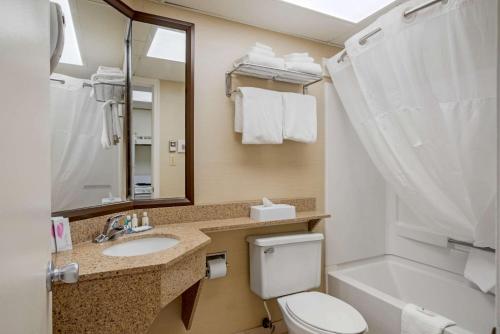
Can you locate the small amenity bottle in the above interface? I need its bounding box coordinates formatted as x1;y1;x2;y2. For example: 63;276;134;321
125;215;132;232
142;212;149;226
132;213;139;228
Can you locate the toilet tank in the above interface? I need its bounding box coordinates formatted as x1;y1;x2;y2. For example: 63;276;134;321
247;233;324;300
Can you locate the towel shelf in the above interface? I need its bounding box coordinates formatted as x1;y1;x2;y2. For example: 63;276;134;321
93;82;126;104
225;63;323;97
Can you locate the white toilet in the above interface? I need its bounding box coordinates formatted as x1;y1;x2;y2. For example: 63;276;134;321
247;233;367;334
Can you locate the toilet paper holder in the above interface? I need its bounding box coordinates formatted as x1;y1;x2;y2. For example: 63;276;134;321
205;251;228;278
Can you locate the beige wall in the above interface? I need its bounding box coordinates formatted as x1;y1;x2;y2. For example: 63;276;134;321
127;0;339;209
123;1;340;333
159;80;186;198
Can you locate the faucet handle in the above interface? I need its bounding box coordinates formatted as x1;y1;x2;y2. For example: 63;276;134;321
107;213;125;224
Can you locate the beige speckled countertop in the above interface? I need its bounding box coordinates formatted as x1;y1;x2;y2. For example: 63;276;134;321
53;210;329;282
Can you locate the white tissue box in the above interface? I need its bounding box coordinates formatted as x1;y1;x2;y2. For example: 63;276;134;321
250;204;296;222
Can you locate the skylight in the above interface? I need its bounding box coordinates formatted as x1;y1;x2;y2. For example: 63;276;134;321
51;0;83;65
146;28;186;63
281;0;396;23
133;90;153;103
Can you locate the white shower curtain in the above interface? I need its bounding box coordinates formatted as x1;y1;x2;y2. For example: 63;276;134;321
327;0;497;247
50;74;121;212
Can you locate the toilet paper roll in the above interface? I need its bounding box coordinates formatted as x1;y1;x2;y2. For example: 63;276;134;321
206;258;227;279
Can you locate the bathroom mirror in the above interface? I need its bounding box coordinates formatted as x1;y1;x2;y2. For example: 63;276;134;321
50;0;129;214
131;21;186;200
50;0;194;220
128;12;194;208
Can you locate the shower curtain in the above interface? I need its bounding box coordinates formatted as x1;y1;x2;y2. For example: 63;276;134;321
326;0;497;248
50;74;121;212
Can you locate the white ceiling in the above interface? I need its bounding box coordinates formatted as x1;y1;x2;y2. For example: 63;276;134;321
56;0;184;82
152;0;408;46
55;0;128;79
132;21;186;82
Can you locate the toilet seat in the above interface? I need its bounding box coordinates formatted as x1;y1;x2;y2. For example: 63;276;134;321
284;292;367;334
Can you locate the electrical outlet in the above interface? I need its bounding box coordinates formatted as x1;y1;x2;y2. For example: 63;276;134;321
169;155;176;166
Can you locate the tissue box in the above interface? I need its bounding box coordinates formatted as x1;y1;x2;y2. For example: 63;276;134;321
250;204;296;222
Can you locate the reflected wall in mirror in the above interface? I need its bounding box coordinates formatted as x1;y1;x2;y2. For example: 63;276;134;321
131;21;186;199
50;0;128;212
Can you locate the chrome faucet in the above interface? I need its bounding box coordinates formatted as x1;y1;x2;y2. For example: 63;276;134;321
94;214;125;243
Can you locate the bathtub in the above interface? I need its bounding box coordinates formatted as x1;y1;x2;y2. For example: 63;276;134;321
327;255;494;334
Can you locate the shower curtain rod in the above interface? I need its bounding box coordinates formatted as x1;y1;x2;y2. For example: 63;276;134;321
50;78;92;88
404;0;448;17
337;0;448;63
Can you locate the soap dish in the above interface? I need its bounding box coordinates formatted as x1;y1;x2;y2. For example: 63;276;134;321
250;204;296;222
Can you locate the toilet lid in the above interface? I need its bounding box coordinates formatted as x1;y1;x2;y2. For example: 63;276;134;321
285;292;367;334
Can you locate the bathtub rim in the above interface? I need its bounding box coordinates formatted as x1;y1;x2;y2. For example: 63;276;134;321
326;254;490;334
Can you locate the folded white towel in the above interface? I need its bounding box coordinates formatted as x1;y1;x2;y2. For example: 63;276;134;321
91;73;125;83
236;87;283;144
283;92;317;143
285;52;309;58
402;304;455;334
464;249;495;293
97;66;123;75
255;42;273;51
285;61;322;75
235;53;285;69
101;100;122;149
249;46;275;57
284;53;314;63
101;100;113;149
235;92;243;133
285;56;315;63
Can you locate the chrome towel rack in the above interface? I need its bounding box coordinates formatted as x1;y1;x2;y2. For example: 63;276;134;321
225;63;322;97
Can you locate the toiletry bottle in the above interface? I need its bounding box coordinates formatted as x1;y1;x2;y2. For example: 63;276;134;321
142;212;149;226
132;213;138;228
125;215;132;232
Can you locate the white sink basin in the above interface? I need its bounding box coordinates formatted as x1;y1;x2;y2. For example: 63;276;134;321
102;237;179;257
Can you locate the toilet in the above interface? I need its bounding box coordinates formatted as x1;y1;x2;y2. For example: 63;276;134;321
247;233;367;334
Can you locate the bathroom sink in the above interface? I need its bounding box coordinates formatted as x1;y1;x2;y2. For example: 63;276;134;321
102;237;179;257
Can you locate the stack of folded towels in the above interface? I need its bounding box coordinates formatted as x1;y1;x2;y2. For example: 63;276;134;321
234;87;317;144
284;52;323;76
235;42;285;69
91;66;125;149
234;43;323;76
91;66;125;102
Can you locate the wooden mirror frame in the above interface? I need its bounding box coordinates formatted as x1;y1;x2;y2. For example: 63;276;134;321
52;0;194;221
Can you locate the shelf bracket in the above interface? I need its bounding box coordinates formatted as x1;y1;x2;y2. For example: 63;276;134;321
225;71;233;97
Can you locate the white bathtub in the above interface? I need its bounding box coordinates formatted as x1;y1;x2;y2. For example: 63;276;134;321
327;255;494;334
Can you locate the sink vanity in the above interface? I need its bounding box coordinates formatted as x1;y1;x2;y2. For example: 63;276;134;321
52;198;328;334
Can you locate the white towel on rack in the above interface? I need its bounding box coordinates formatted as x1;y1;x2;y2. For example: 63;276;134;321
284;61;323;75
235;87;283;144
284;52;314;63
254;42;273;51
464;249;495;293
282;92;317;143
249;46;276;57
401;304;455;334
235;53;285;70
101;100;113;149
235;92;243;133
101;100;122;149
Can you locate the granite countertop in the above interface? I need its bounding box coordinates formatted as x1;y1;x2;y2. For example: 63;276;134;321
53;210;329;282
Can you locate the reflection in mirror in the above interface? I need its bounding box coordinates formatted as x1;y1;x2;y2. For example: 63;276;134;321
50;0;129;212
131;21;186;199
